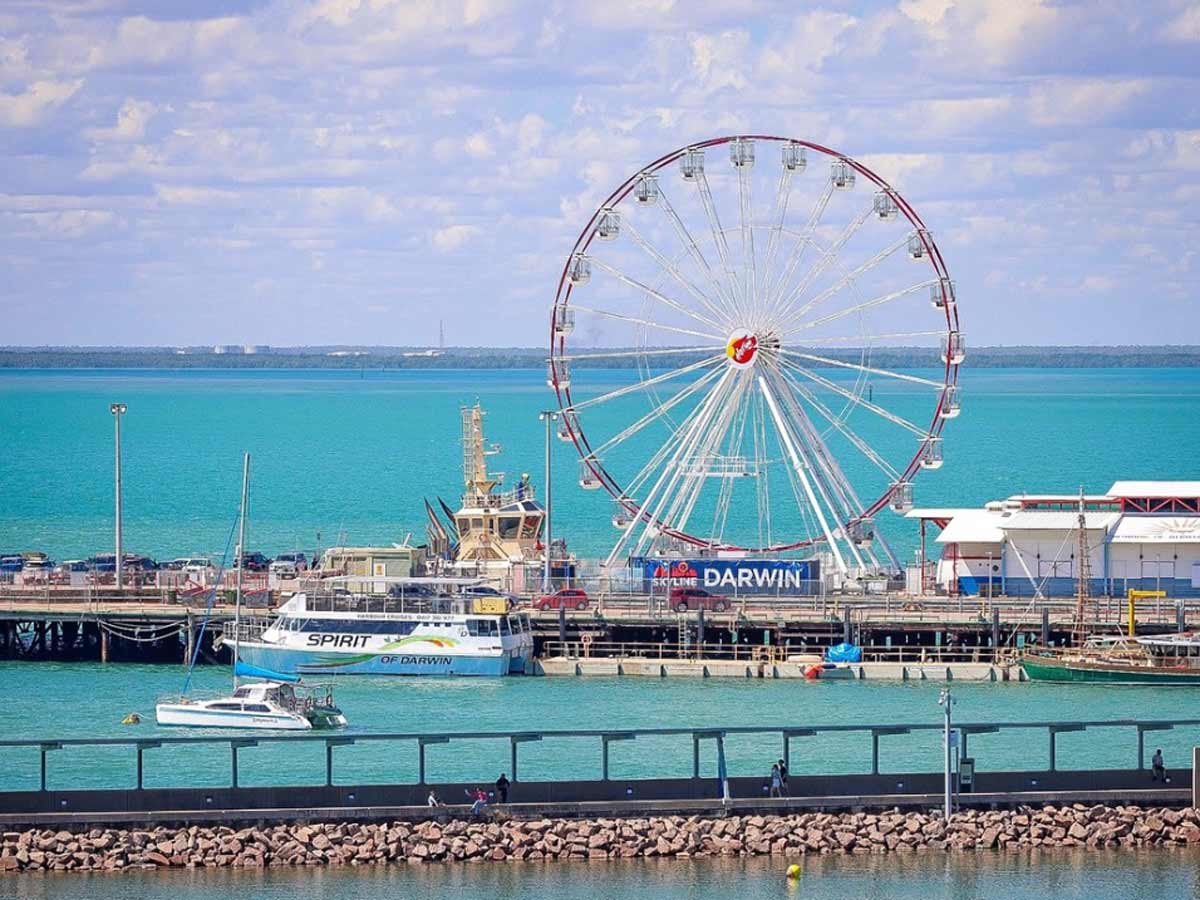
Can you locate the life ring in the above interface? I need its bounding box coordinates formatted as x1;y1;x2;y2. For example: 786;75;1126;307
580;632;594;646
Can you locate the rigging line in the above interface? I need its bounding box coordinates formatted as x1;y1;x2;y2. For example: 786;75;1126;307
764;181;833;315
570;355;722;413
758;165;795;308
775;232;909;332
775;366;901;481
786;280;938;335
612;369;734;566
769;202;874;324
778;349;947;388
779;357;928;438
567;302;725;343
182;509;241;695
554;345;724;362
590;257;726;334
623;218;732;330
694;169;745;320
658;186;740;318
590;365;725;458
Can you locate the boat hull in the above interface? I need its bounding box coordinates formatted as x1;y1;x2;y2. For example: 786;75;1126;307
238;641;514;676
154;704;314;729
1020;655;1200;685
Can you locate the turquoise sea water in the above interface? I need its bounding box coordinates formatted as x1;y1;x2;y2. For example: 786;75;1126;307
4;850;1200;900
3;662;1200;793
1;367;1198;562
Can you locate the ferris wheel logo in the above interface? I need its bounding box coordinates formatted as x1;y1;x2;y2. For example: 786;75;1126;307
726;329;758;368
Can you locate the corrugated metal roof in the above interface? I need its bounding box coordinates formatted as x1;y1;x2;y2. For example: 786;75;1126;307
1108;481;1200;498
905;508;979;520
1111;516;1200;543
935;511;1006;544
1001;510;1119;531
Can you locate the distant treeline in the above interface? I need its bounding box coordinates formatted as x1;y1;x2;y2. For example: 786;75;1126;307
1;345;1198;369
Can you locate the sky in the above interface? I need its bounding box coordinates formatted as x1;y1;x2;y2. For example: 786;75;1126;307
1;0;1198;348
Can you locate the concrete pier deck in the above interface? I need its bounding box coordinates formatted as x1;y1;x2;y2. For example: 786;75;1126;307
535;656;1025;681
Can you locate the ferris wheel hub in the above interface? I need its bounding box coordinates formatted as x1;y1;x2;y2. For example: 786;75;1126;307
725;329;760;369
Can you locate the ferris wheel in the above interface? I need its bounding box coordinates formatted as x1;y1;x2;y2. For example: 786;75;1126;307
548;135;962;575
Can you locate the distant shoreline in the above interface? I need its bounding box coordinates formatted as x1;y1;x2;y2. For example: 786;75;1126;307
1;346;1198;369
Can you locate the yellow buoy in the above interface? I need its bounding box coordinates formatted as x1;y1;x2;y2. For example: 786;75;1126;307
121;712;141;725
786;863;802;879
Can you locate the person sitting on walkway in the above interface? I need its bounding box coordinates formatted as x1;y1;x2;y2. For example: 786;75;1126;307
1152;749;1168;783
495;773;510;804
465;786;488;816
426;790;440;808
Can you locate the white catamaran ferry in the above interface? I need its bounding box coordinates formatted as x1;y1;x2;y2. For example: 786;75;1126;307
234;577;534;677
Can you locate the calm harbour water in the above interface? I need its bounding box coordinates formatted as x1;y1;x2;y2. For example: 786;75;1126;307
4;850;1200;900
1;367;1198;562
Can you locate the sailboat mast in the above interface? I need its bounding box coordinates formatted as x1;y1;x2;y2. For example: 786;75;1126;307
234;452;250;688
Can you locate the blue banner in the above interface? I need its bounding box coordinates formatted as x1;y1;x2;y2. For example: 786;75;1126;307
636;558;820;594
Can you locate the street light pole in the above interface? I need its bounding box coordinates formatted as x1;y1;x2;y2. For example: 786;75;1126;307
110;403;127;591
538;411;558;593
939;687;955;821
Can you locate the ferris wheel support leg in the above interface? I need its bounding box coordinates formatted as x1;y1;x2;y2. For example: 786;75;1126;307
757;375;849;577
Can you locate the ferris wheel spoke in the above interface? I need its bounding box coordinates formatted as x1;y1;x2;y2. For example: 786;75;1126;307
623;219;732;329
591;256;724;334
778;357;928;437
776;367;902;481
786;279;938;335
569;355;723;413
737;165;757;316
758;167;796;307
778;349;947;388
757;374;849;574
554;345;724;362
693;170;744;319
590;365;725;458
788;330;946;347
776;233;909;332
658;188;740;320
764;181;833;316
613;370;735;564
567;302;725;343
770;203;873;323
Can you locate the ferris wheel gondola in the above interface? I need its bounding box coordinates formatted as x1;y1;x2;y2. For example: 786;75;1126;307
548;136;962;575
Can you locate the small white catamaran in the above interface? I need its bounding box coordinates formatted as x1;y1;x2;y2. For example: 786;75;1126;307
156;453;347;730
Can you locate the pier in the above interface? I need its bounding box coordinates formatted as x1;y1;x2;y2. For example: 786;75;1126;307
2;717;1195;826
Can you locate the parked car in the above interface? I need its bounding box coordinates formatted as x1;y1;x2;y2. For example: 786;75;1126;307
269;552;309;579
0;556;25;573
533;588;590;611
668;587;730;612
237;552;271;572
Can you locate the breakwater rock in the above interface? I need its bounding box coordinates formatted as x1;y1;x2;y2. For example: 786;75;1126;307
4;805;1200;873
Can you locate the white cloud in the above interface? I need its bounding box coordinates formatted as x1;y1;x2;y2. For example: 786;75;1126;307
21;209;117;238
1028;78;1150;127
431;223;480;252
1160;5;1200;42
464;132;494;158
0;79;82;127
86;98;156;142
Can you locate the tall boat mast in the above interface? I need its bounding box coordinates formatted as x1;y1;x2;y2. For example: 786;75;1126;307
1072;485;1093;643
234;452;249;688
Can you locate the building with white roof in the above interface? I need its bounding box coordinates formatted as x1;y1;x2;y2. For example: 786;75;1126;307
907;481;1200;598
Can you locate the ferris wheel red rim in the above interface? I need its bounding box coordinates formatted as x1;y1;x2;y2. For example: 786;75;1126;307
549;135;961;554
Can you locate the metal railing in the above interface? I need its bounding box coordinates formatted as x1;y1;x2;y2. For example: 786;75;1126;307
4;717;1197;794
541;640;1004;665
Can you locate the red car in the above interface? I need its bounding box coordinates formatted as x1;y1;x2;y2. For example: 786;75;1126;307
534;588;590;611
669;587;730;612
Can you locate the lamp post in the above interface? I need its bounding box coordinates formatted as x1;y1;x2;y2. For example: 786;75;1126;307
538;411;558;593
109;403;127;591
938;687;955;821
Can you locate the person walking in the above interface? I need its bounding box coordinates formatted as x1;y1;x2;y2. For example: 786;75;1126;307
1152;749;1167;783
769;763;782;798
776;758;789;797
495;772;510;803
